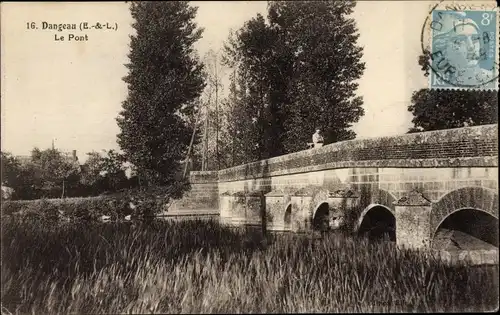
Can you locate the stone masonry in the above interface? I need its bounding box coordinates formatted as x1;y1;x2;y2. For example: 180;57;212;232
172;124;498;253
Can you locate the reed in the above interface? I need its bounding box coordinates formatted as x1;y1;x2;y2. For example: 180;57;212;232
1;217;498;314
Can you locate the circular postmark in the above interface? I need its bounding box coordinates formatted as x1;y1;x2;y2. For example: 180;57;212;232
420;0;499;89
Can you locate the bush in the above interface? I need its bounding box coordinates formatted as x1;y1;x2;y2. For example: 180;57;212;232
1;185;184;223
2;200;34;216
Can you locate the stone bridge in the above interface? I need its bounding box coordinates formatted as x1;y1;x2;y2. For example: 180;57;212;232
170;124;498;262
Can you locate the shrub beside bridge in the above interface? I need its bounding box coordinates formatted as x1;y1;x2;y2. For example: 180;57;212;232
1;187;173;222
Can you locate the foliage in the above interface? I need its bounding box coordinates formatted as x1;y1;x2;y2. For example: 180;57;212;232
408;89;498;132
79;151;103;187
28;147;81;198
268;1;365;152
407;50;498;133
1;148;82;199
224;14;283;161
1;183;180;222
223;70;262;166
1;200;33;216
1;148;142;200
1;152;41;200
2;197;120;222
212;68;263;167
1;219;498;314
117;1;206;187
81;150;130;194
1;152;21;188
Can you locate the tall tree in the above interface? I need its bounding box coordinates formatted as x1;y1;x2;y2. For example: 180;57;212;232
222;69;262;166
224;14;284;160
100;150;129;191
192;49;226;171
117;1;206;186
223;1;366;160
267;1;365;152
408;50;498;133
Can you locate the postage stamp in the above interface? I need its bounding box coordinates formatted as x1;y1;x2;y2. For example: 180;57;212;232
422;1;499;90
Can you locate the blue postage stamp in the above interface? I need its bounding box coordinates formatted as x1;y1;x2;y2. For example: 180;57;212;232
428;9;499;90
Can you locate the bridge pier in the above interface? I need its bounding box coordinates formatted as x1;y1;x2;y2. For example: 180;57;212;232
394;190;433;249
289;186;330;232
219;192;247;226
325;189;360;231
264;187;360;233
289;195;312;232
244;192;265;226
265;191;291;231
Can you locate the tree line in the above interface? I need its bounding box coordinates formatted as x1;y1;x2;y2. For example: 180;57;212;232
4;1;496;200
143;0;496;173
163;1;367;172
1;149;138;200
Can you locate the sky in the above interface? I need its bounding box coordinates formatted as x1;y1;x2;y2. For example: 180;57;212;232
1;1;433;163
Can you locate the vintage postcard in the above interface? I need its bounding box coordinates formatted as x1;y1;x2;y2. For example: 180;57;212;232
1;1;498;314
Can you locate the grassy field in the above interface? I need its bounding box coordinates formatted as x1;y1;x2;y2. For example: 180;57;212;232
1;217;498;314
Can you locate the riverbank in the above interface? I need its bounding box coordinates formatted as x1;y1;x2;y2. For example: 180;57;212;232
1;217;498;313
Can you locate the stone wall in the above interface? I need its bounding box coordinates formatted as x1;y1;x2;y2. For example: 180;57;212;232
168;124;498;252
216;124;498;237
167;171;219;214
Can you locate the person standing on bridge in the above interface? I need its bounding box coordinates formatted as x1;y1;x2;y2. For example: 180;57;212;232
312;128;324;149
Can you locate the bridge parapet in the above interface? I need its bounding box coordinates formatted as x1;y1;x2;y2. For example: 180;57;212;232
189;171;219;184
218;124;498;182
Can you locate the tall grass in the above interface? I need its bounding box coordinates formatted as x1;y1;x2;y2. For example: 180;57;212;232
1;217;498;314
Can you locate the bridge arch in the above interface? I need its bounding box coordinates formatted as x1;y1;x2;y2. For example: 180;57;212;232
430;187;499;237
354;204;396;241
312;202;330;231
431;208;498;250
356;186;397;212
284;202;292;231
